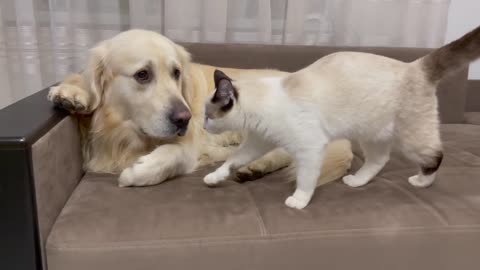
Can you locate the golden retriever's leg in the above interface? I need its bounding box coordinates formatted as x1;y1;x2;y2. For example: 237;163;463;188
48;73;95;114
118;144;197;187
197;145;238;167
236;148;292;182
237;140;354;186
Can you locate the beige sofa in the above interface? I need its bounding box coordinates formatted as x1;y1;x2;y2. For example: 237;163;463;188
1;44;479;270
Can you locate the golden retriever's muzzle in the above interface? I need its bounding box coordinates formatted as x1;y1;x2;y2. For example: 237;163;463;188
168;99;191;136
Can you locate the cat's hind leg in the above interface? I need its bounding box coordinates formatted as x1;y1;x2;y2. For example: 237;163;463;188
342;139;391;187
403;130;443;188
396;110;443;188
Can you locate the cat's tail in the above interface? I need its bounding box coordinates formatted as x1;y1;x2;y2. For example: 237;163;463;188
419;25;480;83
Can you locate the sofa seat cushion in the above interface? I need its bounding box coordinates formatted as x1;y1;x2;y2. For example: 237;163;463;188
46;124;480;270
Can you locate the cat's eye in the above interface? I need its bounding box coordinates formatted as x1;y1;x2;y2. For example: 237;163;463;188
173;68;181;80
220;99;234;112
134;69;152;84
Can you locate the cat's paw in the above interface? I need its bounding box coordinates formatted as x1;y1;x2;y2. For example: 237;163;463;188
285;195;309;209
48;84;90;114
284;190;313;209
408;174;434;188
342;174;369;188
204;168;230;186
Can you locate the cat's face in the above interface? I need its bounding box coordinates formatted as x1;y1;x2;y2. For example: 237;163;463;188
204;70;239;134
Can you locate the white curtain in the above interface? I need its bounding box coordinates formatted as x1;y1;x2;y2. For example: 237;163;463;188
0;0;450;109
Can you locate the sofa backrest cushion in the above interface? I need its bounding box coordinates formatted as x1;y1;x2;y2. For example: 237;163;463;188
182;43;467;123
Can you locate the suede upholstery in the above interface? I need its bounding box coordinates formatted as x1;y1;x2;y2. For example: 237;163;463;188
31;116;83;267
465;80;480;112
22;44;479;270
45;124;480;270
465;112;480;125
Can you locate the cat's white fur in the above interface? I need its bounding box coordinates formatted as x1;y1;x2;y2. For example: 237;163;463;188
204;56;444;209
203;25;480;209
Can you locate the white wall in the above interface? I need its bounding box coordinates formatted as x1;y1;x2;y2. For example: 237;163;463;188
445;0;480;79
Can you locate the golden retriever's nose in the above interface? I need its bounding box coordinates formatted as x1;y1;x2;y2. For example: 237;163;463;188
169;110;191;129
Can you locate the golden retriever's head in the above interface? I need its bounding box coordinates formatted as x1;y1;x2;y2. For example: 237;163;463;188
86;29;192;139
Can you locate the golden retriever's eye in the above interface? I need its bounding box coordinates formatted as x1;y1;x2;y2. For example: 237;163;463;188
173;68;181;80
134;69;151;84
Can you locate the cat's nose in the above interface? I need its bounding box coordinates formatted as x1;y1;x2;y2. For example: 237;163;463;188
169;110;191;129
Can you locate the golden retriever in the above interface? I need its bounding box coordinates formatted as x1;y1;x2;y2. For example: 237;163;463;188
47;29;353;187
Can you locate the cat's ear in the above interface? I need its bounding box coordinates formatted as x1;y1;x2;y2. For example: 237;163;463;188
214;69;232;88
213;69;237;107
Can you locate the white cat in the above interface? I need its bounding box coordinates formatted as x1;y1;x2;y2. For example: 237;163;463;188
202;26;480;209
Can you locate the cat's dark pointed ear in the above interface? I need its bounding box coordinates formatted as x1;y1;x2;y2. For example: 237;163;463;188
214;69;232;88
212;69;237;108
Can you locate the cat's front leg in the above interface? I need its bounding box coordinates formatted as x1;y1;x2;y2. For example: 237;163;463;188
285;147;326;209
203;163;233;186
204;132;275;186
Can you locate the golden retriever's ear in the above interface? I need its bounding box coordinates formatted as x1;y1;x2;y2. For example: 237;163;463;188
175;44;193;105
83;41;113;110
175;44;191;67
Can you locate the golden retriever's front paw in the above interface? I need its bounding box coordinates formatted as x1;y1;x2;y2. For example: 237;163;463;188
235;161;268;183
118;155;174;187
48;84;90;114
118;159;152;187
118;167;135;187
118;166;153;187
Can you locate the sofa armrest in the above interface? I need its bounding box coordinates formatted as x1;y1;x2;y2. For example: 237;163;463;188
0;88;83;270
